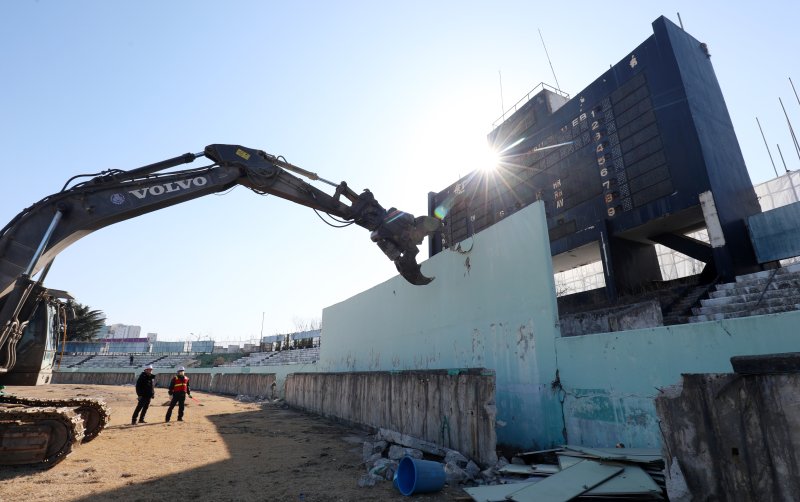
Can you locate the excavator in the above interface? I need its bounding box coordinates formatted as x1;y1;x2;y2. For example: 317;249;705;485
0;144;441;466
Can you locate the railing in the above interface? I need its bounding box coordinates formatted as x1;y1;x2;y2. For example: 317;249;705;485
492;82;570;129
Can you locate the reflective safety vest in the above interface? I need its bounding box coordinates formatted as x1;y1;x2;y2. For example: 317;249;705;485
171;376;189;393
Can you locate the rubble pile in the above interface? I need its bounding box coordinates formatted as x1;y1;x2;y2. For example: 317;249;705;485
357;428;505;491
358;431;668;501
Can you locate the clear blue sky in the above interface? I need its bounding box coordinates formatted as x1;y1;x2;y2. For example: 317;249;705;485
1;1;798;343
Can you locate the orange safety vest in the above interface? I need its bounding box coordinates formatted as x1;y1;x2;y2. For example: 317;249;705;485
171;375;189;393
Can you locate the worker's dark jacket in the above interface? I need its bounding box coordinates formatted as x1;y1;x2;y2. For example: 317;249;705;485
135;371;156;398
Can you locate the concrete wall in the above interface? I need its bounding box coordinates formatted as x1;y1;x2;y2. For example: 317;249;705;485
314;199;800;452
555;310;800;448
285;369;496;465
559;299;663;337
656;373;800;501
55;364;307;398
53;369;274;397
208;373;276;396
53;371;135;385
317;202;563;450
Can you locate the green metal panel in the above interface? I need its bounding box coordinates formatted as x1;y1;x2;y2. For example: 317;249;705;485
508;460;623;501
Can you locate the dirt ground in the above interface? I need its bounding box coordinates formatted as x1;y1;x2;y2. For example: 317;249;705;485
0;384;468;502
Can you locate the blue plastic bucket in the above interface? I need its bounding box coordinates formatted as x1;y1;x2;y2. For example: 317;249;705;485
396;456;446;496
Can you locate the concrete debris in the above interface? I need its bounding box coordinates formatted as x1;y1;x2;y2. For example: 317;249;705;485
376;427;449;457
234;394;270;402
364;452;383;469
462;445;667;501
465;460;481;479
357;429;487;490
444;462;468;484
479;468;498;484
361;440;387;462
444;449;469;468
387;445;423;460
357;473;383;488
369;458;398;481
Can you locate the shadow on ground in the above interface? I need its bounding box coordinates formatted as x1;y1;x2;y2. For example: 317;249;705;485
70;405;458;502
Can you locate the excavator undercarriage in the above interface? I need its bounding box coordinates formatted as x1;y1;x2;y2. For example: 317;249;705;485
0;395;109;467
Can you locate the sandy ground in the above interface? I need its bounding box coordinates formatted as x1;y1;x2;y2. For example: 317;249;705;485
0;384;467;502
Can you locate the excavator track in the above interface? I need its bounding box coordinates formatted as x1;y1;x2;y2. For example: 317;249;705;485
0;405;85;466
0;395;110;442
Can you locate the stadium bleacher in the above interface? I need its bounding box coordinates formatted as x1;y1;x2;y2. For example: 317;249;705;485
221;347;320;367
55;353;200;370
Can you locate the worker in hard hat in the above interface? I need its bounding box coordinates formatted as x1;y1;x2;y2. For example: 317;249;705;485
165;366;191;422
131;364;156;425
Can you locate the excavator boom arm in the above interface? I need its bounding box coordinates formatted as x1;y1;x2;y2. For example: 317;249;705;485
0;144;441;372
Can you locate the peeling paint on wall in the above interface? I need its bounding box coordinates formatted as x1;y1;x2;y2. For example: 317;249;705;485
317;202;563;450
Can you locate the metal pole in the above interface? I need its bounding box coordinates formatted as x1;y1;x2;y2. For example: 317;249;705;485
498;70;505;119
24;209;64;276
777;144;790;173
539;28;561;91
779;97;800;162
756;117;779;177
791;77;799;107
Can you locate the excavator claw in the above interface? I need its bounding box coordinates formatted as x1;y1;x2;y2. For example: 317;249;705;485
371;213;442;285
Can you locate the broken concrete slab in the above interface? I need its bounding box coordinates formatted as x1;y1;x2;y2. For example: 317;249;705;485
387;444;423;460
507;460;623;502
376;428;449;458
463;480;540;502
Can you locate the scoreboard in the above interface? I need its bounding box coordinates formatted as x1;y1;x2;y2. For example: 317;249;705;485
428;16;761;289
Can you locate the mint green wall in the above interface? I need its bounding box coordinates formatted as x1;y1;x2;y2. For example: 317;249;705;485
317;202;564;449
555;311;800;447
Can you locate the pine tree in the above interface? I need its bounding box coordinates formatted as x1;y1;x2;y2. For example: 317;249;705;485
65;301;106;341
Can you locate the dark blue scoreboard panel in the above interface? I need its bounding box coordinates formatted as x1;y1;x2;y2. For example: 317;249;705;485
428;16;760;283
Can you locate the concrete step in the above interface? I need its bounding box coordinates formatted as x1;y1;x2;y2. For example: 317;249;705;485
729;262;800;284
710;277;800;298
715;273;800;293
693;295;800;316
690;304;800;322
702;287;800;307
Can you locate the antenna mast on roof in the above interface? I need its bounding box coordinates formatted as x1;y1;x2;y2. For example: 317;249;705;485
756;117;779;177
498;70;505;117
779;97;800;162
777;143;790;173
538;28;561;91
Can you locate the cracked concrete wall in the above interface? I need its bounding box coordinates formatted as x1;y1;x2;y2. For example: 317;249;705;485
317;202;564;450
285;369;497;465
555;312;800;448
656;373;800;501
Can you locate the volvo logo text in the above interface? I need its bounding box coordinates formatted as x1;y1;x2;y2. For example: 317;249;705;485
128;177;208;199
